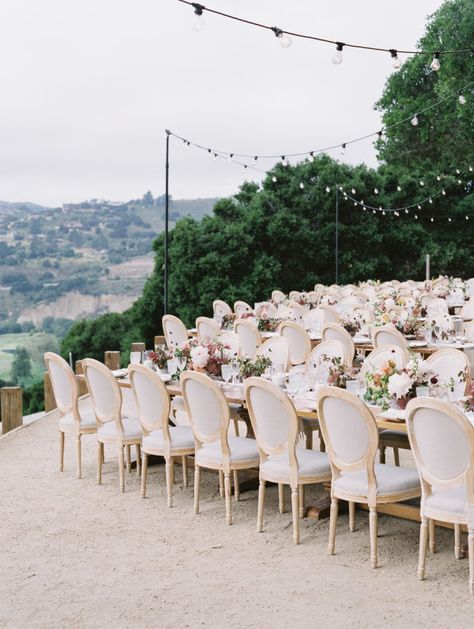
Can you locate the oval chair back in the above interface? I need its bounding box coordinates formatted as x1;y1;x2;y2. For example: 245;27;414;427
220;331;240;359
196;316;221;342
44;352;78;418
317;305;339;323
305;340;347;374
82;358;122;428
317;387;379;499
303;308;325;334
426;348;470;400
181;371;229;450
360;345;407;377
271;290;286;305
373;325;409;357
279;322;311;367
234;319;262;358
162;314;188;350
128;364;170;438
234;301;253;317
256;336;289;371
321;323;355;366
213;299;233;317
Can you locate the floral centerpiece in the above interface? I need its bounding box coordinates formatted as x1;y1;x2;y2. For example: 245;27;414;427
462;382;474;413
221;313;236;330
339;315;361;337
387;355;438;408
257;316;281;333
395;316;425;338
174;338;232;378
363;360;398;410
321;355;360;388
149;346;173;370
237;355;272;379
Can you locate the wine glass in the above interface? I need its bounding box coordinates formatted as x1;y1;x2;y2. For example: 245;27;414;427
221;363;233;385
433;324;441;345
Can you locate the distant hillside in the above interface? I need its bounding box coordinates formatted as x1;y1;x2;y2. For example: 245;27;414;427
0;192;218;328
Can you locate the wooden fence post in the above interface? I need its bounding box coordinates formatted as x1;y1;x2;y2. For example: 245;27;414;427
104;351;121;370
130;342;146;353
75;360;89;397
154;335;166;348
1;387;23;435
44;371;56;412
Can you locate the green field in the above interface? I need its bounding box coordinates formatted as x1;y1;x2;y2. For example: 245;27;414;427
0;332;57;383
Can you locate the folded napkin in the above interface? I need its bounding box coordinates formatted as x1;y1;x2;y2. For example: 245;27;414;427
378;408;406;421
111;368;128;378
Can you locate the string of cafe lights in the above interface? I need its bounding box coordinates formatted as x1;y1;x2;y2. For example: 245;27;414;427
179;0;473;71
170;78;473;164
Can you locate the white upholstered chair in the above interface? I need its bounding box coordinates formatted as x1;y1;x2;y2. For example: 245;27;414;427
406;398;474;593
196;316;221;342
220;331;240;358
317;304;340;323
317;386;420;568
373;325;409;357
426;348;470;400
234;319;262;358
44;352;97;479
82;358;142;493
213;299;233;317
303;308;325;333
245;378;331;544
305;340;347;374
234;300;253;317
255;336;289;371
128;364;194;507
360;345;407;377
279;322;312;371
271;290;286;305
321;323;355;366
181;371;259;524
162;314;189;350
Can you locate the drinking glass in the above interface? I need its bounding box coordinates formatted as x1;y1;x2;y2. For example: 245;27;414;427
345;380;359;395
130;351;142;365
221;363;233;384
167;358;179;375
433;324;441;345
416;386;429;397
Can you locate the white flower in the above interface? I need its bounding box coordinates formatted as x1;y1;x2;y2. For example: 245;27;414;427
191;345;209;369
388;372;413;399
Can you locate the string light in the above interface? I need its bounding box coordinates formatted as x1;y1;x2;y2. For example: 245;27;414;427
272;175;277;183
341;143;347;155
332;42;344;65
308;152;315;163
178;1;473;64
459;93;467;105
299;182;305;189
411;115;419;126
325;186;331;193
430;52;441;71
191;3;205;31
271;27;292;48
397;185;402;191
389;49;402;69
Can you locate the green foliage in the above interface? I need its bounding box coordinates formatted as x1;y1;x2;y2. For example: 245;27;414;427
10;346;32;385
22;381;45;415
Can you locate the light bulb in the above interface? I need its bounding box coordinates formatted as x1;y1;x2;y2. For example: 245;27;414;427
397;185;402;192
415;214;418;219
325;186;331;193
470;166;473;172
429;198;433;204
442;189;446;195
448;217;452;222
458;179;462;184
430;52;441;72
374;188;379;194
372;209;376;214
459;93;466;105
243;164;248;171
417;204;422;210
353;202;357;206
341;143;347;155
436;175;441;181
308;153;314;163
419;180;424;186
299;182;305;189
395;211;399;216
332;42;344;65
456;168;461;174
466;216;470;220
390;49;401;69
351;188;356;195
431;217;434;222
279;33;292;48
281;156;288;167
382;210;386;216
192;4;205;32
411;115;419;126
405;209;409;214
212;153;217;161
272;175;277;183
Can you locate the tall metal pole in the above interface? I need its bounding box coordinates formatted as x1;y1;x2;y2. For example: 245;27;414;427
164;130;170;315
335;186;339;284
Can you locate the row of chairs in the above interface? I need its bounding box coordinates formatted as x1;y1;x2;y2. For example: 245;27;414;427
45;351;474;592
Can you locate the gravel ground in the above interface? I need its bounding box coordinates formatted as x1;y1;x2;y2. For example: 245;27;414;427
1;412;473;629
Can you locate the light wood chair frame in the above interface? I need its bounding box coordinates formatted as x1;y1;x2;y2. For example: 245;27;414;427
245;377;331;544
278;321;312;367
82;358;142;493
255;336;290;371
181;370;259;525
44;351;96;479
212;299;233;317
373;324;409;358
128;364;194;507
321;322;355;366
162;314;189;349
234;318;262;358
317;386;421;568
195;316;221;342
406;397;474;593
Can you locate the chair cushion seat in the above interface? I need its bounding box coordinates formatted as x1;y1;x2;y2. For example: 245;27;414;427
97;417;142;443
261;449;331;482
143;426;194;453
379;429;410;445
59;409;97;432
196;436;259;467
333;463;420;498
425;485;467;516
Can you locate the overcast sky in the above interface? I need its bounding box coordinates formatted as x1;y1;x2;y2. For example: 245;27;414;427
0;0;444;206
